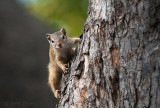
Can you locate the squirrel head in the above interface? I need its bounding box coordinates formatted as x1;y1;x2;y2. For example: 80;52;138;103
46;28;67;50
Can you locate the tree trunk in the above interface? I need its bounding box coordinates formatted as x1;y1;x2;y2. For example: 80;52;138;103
58;0;160;108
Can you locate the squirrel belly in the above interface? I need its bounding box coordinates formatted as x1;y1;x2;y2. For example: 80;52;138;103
46;28;80;99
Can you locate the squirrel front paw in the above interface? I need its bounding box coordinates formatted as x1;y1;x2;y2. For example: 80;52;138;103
62;64;69;73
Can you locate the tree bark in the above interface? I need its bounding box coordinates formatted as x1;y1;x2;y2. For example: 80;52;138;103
58;0;160;108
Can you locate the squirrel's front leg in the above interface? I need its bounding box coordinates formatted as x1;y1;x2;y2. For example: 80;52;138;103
72;38;81;44
56;56;68;73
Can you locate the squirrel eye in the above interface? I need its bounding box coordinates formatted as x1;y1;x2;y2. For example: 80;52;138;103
51;40;54;43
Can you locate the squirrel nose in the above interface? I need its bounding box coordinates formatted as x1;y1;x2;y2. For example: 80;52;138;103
58;43;62;48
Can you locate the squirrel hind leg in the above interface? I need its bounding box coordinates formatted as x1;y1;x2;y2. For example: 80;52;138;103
48;73;61;99
48;80;61;99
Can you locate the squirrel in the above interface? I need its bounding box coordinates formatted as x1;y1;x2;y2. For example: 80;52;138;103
46;28;80;99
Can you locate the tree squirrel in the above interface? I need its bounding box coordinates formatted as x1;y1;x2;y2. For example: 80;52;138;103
46;28;80;99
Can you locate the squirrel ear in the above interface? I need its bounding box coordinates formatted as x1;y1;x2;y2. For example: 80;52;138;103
46;33;51;41
60;28;66;35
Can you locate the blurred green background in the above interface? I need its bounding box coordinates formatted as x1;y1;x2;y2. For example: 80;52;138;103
17;0;88;37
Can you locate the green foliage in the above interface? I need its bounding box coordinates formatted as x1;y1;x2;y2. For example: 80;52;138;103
18;0;88;37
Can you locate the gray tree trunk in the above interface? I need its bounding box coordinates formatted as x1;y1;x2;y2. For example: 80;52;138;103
58;0;160;108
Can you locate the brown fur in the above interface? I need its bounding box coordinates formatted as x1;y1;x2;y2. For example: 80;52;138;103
46;29;80;99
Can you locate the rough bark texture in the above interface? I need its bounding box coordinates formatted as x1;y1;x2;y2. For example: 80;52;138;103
58;0;160;108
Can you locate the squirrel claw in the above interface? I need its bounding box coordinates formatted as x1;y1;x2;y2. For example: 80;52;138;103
55;90;61;99
62;64;69;73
